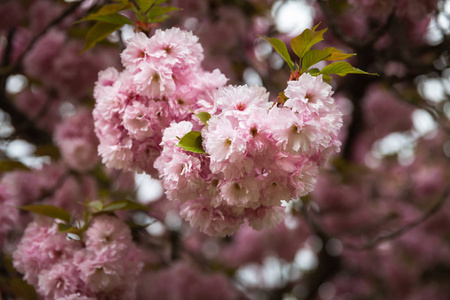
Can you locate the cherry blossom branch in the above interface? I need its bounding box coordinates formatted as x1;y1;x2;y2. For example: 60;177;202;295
344;189;449;251
382;74;450;135
6;0;84;75
0;1;84;145
0;92;53;145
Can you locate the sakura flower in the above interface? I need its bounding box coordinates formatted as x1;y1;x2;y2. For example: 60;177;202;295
133;62;175;98
147;27;203;67
121;32;151;73
123;102;154;140
55;109;99;172
269;106;317;155
220;177;260;209
203;114;248;163
13;218;82;285
246;206;285;231
84;215;133;256
37;262;82;299
284;73;334;114
213;84;272;115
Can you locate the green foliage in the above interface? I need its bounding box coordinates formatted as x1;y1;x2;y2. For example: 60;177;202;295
19;204;71;223
320;61;378;77
80;0;179;51
325;47;356;61
261;24;376;80
259;36;295;71
307;68;321;76
83;21;123;51
195;111;211;125
78;2;133;24
101;199;149;212
301;49;332;72
92;2;133;15
134;0;155;13
291;24;327;60
18;199;148;236
147;6;180;22
177;131;206;153
82;13;133;25
88;200;105;213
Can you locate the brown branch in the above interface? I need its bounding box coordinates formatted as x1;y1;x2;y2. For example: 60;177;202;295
344;189;449;251
0;94;53;145
382;75;450;135
3;0;84;76
0;1;85;145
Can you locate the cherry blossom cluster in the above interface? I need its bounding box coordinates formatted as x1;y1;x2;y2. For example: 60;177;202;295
93;28;227;176
93;28;343;236
55;109;100;173
13;215;143;300
155;73;343;236
0;164;96;251
25;29;115;101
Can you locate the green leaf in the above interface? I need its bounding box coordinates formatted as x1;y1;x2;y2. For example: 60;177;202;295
147;6;180;20
77;2;133;23
58;223;84;235
177;131;206;153
259;36;295;71
82;13;132;25
151;15;169;23
291;26;327;59
324;47;356;61
88;200;104;213
307;68;321;76
83;21;123;51
19;204;71;223
58;222;72;232
135;0;155;12
302;49;332;71
195;112;211;125
94;2;133;15
0;160;30;172
319;61;378;77
102;199;149;212
322;74;332;83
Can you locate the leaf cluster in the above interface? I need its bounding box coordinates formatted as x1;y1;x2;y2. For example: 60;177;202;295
260;24;377;82
79;0;179;51
19;199;149;237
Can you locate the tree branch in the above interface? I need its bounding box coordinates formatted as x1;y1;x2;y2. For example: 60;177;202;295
0;1;85;145
344;189;449;251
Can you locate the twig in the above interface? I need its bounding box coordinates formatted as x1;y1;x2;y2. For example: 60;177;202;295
0;1;85;145
382;75;450;135
3;0;84;76
344;189;449;251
